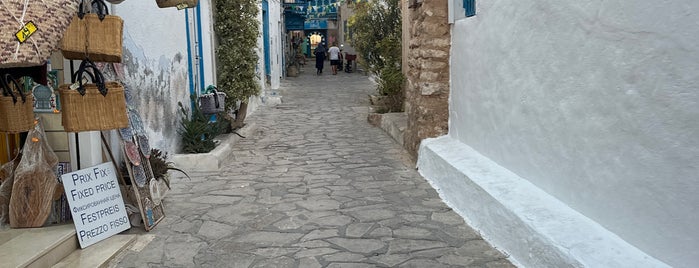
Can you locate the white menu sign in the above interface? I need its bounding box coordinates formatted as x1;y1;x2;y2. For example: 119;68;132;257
61;162;130;248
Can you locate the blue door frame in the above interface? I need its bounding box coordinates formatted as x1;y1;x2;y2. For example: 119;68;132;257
185;5;206;110
262;0;271;77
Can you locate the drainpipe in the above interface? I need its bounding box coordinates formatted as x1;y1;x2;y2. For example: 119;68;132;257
185;9;196;110
195;4;206;94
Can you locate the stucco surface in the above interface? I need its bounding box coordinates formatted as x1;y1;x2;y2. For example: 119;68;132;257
449;1;699;267
418;136;670;268
115;2;191;153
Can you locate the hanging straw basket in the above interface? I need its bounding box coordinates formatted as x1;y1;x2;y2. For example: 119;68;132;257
58;60;128;132
61;0;123;62
156;0;198;9
199;86;226;114
0;74;34;133
0;0;79;68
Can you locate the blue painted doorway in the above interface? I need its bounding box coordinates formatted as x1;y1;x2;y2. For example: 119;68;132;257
262;0;271;78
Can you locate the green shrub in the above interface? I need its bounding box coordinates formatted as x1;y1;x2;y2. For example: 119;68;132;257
214;0;261;127
177;99;221;154
349;0;403;112
378;64;404;96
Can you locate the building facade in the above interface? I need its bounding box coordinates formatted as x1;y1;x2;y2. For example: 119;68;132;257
419;1;699;267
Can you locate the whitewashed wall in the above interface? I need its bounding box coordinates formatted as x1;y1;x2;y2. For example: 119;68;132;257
199;0;217;88
112;2;190;153
437;1;699;267
269;0;282;90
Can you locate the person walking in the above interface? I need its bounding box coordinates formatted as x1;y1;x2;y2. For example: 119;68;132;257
314;43;327;75
328;43;342;75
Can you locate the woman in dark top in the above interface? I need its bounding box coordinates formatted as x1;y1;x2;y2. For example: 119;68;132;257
315;43;326;75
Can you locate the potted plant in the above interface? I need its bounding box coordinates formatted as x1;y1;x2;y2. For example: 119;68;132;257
148;148;189;204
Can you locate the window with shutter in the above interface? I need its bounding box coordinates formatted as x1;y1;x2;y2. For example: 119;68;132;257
464;0;475;17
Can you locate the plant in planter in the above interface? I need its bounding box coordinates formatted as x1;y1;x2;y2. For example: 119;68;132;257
214;0;261;129
147;148;190;205
177;100;224;153
148;148;190;190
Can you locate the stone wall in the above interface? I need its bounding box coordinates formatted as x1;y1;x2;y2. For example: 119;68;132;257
403;0;451;157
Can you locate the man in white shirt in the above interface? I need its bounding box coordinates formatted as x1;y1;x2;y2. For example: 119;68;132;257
328;43;342;75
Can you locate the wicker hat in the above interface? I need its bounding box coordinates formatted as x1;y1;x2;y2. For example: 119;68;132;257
0;0;79;68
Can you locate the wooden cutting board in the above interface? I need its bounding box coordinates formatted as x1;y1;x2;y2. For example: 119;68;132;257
9;167;57;228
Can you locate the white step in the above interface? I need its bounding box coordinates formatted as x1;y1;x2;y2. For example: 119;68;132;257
0;224;78;268
52;235;136;268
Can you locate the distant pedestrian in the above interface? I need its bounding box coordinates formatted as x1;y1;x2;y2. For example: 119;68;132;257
315;43;326;75
328;43;342;75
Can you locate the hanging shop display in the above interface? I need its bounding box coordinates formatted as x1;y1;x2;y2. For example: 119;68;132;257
118;85;166;231
0;0;79;68
61;0;124;63
0;0;168;235
58;59;128;132
0;74;34;133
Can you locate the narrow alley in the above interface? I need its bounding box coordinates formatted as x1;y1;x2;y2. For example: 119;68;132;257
111;69;514;267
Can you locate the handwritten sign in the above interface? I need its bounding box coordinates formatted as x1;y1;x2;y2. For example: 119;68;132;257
61;162;130;248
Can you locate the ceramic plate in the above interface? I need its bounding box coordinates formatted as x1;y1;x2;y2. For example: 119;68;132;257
137;135;150;158
124;141;141;166
132;165;147;187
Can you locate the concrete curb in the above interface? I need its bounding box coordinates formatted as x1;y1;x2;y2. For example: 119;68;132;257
367;112;406;146
170;122;258;172
417;136;671;268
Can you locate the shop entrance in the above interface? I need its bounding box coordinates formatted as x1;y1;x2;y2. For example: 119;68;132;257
305;31;326;57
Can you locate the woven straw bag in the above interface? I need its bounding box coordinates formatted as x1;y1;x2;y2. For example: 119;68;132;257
156;0;198;9
0;0;79;68
61;0;123;62
58;59;128;132
0;74;34;133
199;85;226;114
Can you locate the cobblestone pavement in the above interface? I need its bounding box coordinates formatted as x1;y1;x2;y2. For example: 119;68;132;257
112;68;515;267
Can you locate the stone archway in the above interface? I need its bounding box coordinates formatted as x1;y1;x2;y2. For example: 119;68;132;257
306;31;326;57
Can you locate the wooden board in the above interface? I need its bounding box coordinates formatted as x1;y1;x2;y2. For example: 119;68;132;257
121;139;165;231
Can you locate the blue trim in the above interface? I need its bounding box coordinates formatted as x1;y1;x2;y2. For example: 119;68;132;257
262;0;271;76
195;3;206;94
464;0;476;17
185;9;196;110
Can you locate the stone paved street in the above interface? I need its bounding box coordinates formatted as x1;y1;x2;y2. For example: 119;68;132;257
111;68;515;267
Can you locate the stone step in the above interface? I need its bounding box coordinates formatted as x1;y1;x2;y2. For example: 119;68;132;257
52;235;136;268
0;224;78;268
367;112;407;146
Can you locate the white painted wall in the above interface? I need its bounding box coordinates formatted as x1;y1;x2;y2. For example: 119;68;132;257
199;0;217;88
447;1;699;267
112;2;190;153
268;0;282;90
247;1;267;116
338;3;357;55
256;3;267;92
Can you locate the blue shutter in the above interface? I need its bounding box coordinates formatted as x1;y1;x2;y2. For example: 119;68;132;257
464;0;476;17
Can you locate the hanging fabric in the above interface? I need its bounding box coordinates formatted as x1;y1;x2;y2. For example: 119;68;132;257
0;0;79;68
